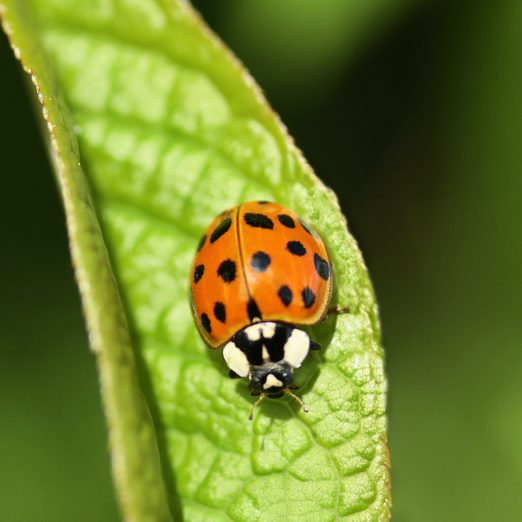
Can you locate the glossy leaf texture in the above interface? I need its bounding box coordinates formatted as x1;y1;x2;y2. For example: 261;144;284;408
0;0;389;520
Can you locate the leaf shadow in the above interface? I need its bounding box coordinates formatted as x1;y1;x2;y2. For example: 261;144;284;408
114;291;185;522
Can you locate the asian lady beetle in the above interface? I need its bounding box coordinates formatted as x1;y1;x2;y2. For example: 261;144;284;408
190;201;334;416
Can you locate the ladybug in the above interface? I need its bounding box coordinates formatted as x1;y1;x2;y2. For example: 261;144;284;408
190;201;334;416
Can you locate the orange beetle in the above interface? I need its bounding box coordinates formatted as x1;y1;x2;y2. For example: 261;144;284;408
190;202;333;414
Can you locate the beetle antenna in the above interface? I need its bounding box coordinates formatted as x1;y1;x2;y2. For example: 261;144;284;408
249;393;266;420
285;389;310;413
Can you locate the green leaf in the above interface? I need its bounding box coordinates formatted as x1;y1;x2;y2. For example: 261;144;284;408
0;0;389;520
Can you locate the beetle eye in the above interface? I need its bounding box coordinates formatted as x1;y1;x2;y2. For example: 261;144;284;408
250;370;265;390
280;368;294;385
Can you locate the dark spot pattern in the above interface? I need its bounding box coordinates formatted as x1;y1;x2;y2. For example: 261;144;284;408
302;287;316;308
287;240;307;256
210;217;232;243
193;264;204;283
278;285;293;307
217;259;236;282
214;301;226;323
299;219;313;235
247;298;262;321
244;213;274;229
278;214;295;228
197;234;206;252
250;251;271;272
201;313;211;333
257;200;270;204
314;253;330;280
233;323;293;364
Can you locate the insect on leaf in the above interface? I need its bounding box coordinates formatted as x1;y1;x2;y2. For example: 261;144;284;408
0;0;390;520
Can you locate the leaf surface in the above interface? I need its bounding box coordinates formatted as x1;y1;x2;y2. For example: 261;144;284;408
0;0;389;520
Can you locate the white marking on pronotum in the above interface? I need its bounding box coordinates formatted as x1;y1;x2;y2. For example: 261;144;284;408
283;329;310;368
244;325;261;341
260;322;276;338
243;322;276;342
262;345;270;361
223;342;250;377
263;374;284;389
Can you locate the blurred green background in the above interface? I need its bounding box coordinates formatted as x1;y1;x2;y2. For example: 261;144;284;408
1;1;521;520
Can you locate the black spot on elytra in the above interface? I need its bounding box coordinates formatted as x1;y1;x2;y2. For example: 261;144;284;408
197;234;207;252
217;259;236;282
278;214;295;228
244;213;274;229
210;217;232;243
250;251;271;272
193;264;204;283
299;219;313;235
314;253;330;280
201;313;211;333
278;285;293;306
257;200;270;204
287;240;306;256
214;301;226;323
247;298;262;321
302;287;316;308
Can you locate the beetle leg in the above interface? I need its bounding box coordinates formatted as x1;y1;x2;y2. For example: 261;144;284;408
310;340;321;351
327;305;350;316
